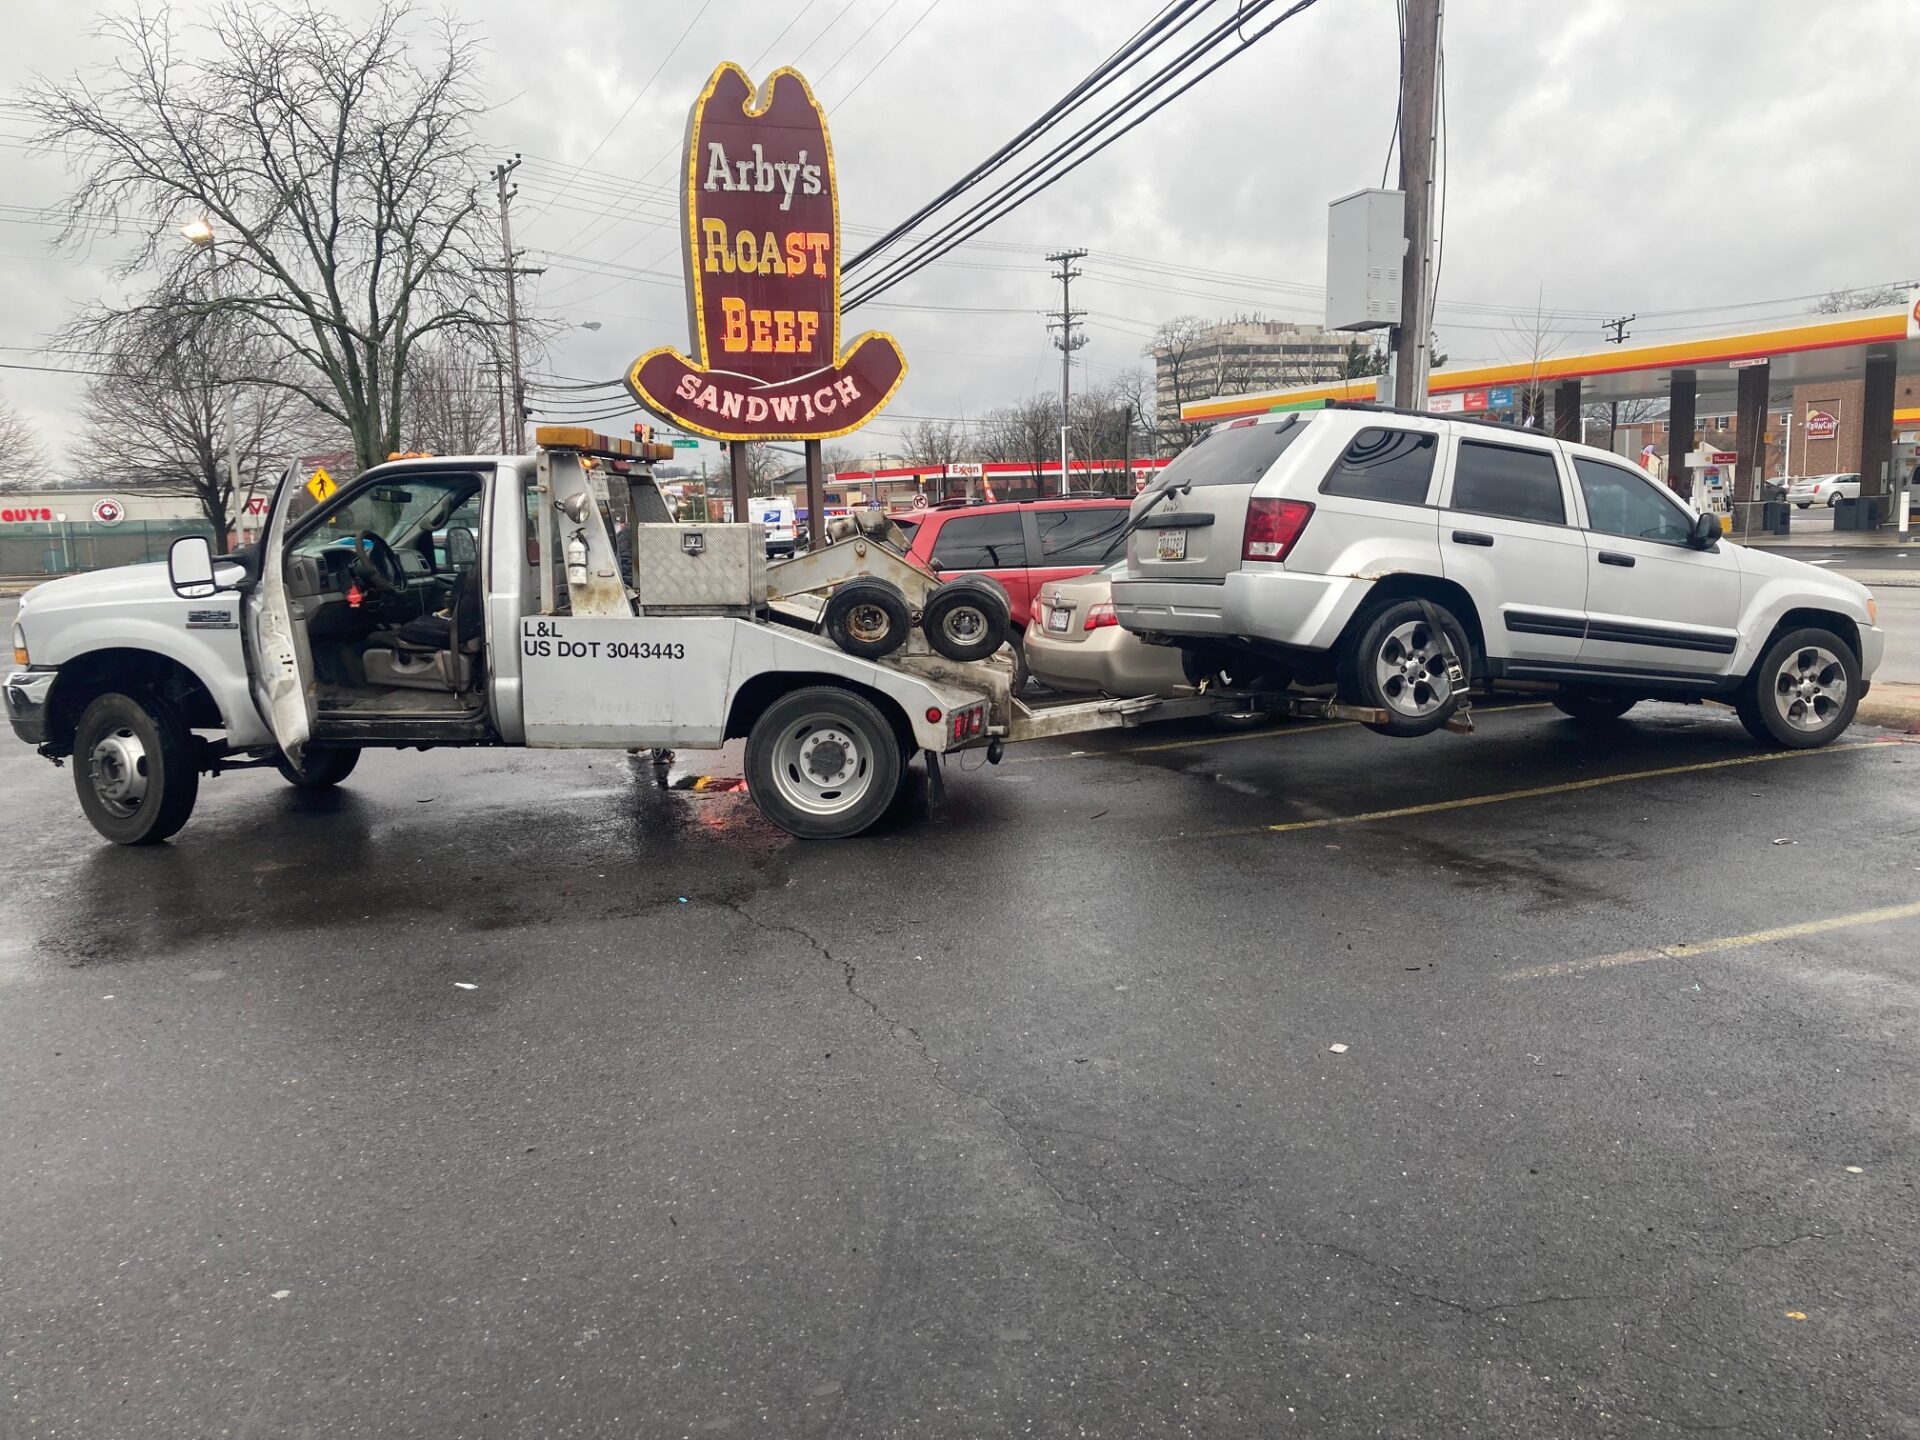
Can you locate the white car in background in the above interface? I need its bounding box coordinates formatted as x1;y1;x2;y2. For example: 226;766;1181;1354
1111;405;1884;750
1785;473;1860;508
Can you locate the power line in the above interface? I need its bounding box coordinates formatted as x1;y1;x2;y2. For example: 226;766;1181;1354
842;0;1326;310
524;0;714;229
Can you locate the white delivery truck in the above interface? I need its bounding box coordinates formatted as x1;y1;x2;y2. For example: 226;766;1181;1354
751;495;798;557
7;428;1329;846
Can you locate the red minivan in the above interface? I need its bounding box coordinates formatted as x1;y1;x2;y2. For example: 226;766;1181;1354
893;496;1134;664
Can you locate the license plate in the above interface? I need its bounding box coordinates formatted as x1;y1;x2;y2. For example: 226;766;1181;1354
1156;529;1187;560
1046;607;1071;632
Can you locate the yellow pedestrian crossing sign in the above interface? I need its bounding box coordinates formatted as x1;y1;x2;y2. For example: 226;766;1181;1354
306;467;337;503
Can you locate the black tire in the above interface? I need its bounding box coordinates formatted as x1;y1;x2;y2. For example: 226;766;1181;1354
1009;633;1031;695
72;691;201;845
822;578;912;659
745;686;905;839
1735;627;1860;749
922;579;1010;662
1828;493;1842;508
1337;598;1473;738
1552;691;1638;724
275;745;361;788
1795;502;1810;510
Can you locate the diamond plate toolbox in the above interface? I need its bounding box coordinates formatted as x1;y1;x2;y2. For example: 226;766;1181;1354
632;523;767;612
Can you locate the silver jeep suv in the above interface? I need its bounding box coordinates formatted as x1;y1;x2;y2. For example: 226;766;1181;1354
1110;404;1883;747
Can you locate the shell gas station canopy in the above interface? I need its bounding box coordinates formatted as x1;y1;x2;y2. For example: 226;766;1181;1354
1179;300;1920;503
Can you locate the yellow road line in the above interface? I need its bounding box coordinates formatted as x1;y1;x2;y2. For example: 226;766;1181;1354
1504;899;1920;981
1263;740;1887;834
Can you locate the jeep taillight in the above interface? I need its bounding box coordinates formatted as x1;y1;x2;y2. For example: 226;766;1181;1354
1243;498;1313;561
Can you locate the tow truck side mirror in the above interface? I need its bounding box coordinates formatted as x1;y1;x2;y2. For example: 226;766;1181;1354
168;534;222;598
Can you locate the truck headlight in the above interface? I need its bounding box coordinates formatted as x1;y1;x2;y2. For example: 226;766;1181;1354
10;622;26;667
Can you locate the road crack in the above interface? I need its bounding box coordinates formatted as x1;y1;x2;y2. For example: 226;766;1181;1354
718;899;1200;1313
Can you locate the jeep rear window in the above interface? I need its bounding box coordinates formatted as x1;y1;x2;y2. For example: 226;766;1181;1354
1152;416;1310;489
1320;427;1437;505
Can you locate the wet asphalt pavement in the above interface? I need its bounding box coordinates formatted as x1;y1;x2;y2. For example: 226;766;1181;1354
4;602;1920;1436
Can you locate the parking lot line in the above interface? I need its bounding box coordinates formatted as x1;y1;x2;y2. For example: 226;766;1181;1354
1503;898;1920;981
1260;740;1889;835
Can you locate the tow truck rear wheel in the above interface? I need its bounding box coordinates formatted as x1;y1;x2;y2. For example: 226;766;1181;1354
746;686;904;839
274;745;362;788
72;691;200;845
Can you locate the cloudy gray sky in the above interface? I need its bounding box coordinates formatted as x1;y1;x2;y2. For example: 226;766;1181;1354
2;0;1915;467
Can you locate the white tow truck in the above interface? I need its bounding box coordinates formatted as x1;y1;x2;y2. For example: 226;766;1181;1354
8;428;1359;845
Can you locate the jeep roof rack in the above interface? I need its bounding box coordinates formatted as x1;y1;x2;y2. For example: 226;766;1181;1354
1325;399;1537;435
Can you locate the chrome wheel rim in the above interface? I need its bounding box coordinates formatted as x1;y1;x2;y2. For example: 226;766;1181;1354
1772;644;1847;732
940;604;987;645
88;726;150;818
769;716;875;818
1373;619;1452;718
844;603;893;646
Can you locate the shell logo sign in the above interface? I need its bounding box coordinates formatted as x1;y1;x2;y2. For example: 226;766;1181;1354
1804;408;1839;442
625;63;906;442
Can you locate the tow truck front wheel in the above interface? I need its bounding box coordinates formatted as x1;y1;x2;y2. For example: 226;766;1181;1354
746;686;904;839
73;691;200;845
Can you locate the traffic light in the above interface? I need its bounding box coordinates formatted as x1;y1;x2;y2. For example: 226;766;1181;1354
633;423;654;444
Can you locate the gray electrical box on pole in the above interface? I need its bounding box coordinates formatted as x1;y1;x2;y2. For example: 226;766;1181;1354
1325;188;1405;332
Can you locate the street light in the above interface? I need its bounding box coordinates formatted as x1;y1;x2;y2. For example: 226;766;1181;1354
179;219;237;540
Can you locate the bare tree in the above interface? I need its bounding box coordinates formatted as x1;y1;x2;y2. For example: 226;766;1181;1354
1815;284;1909;314
402;338;506;455
822;443;863;478
1582;397;1662;454
0;390;49;492
902;419;965;469
1144;315;1213;454
975;395;1058;490
743;443;789;490
1068;373;1141;492
1503;294;1566;428
29;1;504;474
67;303;327;537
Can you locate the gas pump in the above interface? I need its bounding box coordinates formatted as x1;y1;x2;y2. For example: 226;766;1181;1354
1685;447;1739;529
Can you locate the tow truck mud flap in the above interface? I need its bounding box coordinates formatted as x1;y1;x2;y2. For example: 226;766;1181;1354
519;615;735;746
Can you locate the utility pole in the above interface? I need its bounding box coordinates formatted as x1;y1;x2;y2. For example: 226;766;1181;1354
1390;0;1441;409
1602;314;1634;345
1047;249;1087;495
485;156;544;452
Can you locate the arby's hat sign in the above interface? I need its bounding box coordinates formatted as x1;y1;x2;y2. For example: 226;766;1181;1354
625;63;906;442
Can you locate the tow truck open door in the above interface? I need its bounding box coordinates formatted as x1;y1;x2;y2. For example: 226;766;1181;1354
243;474;318;764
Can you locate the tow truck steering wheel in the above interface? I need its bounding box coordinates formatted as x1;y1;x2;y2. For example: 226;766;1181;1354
352;531;406;593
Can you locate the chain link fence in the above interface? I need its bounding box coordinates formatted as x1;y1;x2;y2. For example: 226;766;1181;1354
0;519;218;580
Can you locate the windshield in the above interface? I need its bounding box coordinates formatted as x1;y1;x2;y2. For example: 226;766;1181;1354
292;472;482;561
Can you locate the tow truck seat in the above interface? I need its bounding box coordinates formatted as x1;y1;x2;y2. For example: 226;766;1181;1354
363;564;483;692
